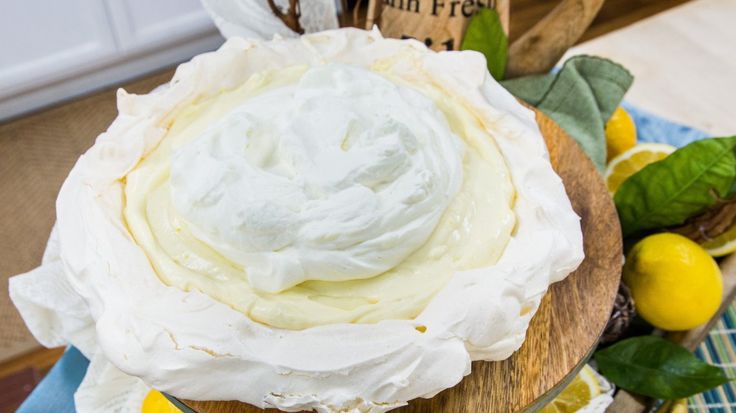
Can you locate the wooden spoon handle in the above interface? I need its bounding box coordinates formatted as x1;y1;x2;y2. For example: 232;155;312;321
506;0;605;78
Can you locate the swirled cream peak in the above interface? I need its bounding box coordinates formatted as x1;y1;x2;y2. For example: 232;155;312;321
169;64;464;293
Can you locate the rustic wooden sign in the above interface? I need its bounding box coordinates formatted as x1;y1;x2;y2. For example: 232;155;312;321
363;0;606;77
366;0;509;51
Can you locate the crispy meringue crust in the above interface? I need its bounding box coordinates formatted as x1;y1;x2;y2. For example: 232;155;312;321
53;29;583;412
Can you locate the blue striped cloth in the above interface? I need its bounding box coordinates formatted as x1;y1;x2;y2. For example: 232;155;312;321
621;102;709;146
690;307;736;412
17;347;89;413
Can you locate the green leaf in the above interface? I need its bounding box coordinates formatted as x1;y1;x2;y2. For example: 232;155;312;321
595;336;730;399
461;8;508;80
615;136;736;238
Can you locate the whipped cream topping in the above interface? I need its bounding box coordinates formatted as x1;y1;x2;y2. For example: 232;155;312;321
9;28;585;413
123;62;514;329
169;64;463;292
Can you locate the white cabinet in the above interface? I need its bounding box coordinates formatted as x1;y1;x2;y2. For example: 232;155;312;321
105;0;216;52
0;0;224;120
0;0;117;98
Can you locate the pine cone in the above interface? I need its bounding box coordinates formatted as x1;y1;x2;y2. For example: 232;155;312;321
600;282;636;344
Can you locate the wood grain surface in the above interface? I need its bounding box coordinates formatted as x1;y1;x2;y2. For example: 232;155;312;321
182;109;624;413
506;0;606;77
508;0;691;45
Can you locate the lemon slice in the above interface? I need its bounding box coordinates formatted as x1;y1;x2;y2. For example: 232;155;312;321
141;390;182;413
539;365;606;413
605;143;676;194
606;107;637;162
701;223;736;257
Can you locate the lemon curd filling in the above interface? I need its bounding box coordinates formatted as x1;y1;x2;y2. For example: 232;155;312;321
124;63;515;330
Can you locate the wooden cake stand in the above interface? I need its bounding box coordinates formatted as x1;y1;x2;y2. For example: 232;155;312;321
179;109;624;413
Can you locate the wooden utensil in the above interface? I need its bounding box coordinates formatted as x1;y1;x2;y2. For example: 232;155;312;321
361;0;605;77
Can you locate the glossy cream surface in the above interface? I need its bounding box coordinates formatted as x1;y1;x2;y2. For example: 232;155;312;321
124;63;515;329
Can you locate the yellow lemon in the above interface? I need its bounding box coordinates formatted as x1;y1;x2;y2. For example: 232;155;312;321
605;143;676;194
540;365;606;413
605;107;637;163
662;399;689;413
141;390;182;413
623;233;723;331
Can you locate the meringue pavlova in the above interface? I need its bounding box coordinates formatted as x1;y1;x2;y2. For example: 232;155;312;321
10;28;583;412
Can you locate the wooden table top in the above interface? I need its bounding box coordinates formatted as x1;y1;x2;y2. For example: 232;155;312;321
181;109;623;413
563;0;736;136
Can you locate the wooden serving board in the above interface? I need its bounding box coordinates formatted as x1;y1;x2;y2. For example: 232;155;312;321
179;109;623;413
